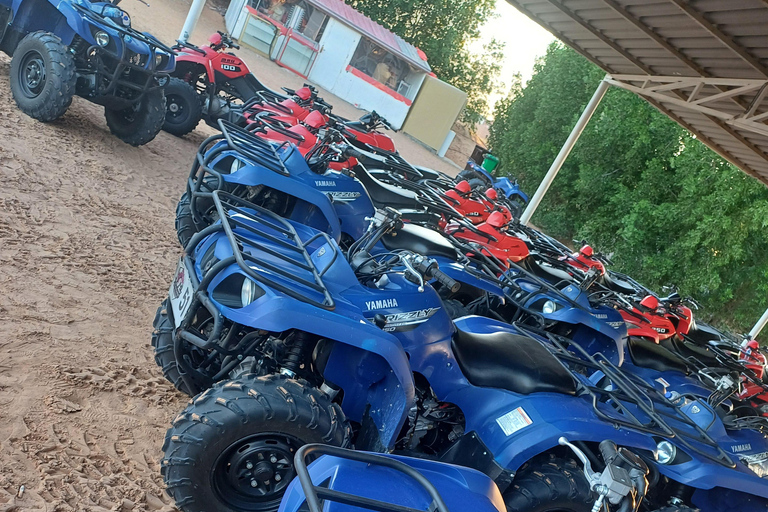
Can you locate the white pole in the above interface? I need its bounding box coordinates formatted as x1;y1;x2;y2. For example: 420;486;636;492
749;307;768;339
179;0;207;43
519;78;611;225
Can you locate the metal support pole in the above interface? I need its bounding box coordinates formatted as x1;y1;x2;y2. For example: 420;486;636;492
520;78;611;225
179;0;208;43
749;307;768;339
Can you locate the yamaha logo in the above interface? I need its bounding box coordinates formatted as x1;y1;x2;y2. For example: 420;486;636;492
365;298;399;310
315;180;336;187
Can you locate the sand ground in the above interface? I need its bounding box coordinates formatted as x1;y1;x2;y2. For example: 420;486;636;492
0;1;458;510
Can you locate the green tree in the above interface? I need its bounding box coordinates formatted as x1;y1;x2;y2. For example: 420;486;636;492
346;0;504;123
490;42;768;335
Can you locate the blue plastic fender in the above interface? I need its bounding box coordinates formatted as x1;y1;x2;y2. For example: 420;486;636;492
278;451;506;512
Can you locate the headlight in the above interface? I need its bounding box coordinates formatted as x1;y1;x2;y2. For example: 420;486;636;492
241;278;261;307
155;53;167;68
230;157;246;173
542;300;559;315
740;452;768;478
95;31;110;47
656;440;677;464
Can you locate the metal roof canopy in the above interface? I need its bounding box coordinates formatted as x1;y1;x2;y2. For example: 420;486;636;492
504;0;768;202
506;0;768;337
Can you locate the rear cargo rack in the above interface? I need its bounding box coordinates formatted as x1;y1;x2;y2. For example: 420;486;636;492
293;444;450;512
514;323;737;468
208;191;336;310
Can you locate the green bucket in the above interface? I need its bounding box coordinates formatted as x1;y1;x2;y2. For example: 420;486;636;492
482;154;500;173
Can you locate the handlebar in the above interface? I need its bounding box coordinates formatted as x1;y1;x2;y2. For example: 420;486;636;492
174;39;206;55
406;254;460;293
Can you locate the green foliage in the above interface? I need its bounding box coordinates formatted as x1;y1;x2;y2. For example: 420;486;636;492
346;0;504;123
490;42;768;336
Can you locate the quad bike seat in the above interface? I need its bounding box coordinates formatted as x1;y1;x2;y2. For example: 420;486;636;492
381;223;459;261
600;272;637;295
344;120;370;132
398;209;443;228
660;336;721;368
235;73;287;102
518;257;574;285
686;321;723;346
354;166;421;210
451;329;576;396
627;337;690;375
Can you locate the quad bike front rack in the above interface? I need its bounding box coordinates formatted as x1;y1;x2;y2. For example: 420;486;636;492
514;323;737;468
207;190;336;311
293;444;451;512
185;119;292;227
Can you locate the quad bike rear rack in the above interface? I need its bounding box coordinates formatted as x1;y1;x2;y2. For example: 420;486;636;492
293;444;451;512
514;323;737;469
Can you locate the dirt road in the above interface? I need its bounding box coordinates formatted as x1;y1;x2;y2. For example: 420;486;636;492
0;20;208;511
0;2;462;510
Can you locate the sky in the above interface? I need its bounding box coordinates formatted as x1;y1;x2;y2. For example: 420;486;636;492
469;1;557;110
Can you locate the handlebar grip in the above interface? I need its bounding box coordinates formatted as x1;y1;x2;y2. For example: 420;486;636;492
432;269;460;293
343;145;363;159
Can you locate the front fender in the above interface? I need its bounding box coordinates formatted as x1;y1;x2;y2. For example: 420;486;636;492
174;51;216;82
202;251;413;450
221;159;343;242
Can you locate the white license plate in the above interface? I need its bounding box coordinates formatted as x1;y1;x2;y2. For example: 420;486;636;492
169;259;195;328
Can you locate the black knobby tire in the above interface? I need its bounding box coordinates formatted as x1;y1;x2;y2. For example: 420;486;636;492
504;456;595;512
163;77;203;136
9;31;76;122
162;375;351;512
468;178;488;191
104;88;166;146
151;299;194;396
456;169;492;189
175;192;200;249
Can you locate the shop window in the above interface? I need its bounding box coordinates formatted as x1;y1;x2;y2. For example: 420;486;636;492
250;0;329;43
349;38;416;97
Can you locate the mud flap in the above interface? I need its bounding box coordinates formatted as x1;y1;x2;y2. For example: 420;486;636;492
440;431;514;493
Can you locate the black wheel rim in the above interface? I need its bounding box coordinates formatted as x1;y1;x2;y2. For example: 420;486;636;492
166;93;190;125
19;51;46;98
212;433;301;510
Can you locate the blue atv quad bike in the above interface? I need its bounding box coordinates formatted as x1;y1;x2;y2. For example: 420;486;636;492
158;193;768;512
278;443;652;512
457;157;529;215
0;0;175;145
174;120;459;249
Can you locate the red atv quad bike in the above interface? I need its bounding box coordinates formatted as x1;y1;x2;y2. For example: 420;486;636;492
620;295;679;344
562;244;607;275
162;31;309;136
442;181;512;225
247;112;358;172
243;98;397;154
446;211;530;267
738;339;768;414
